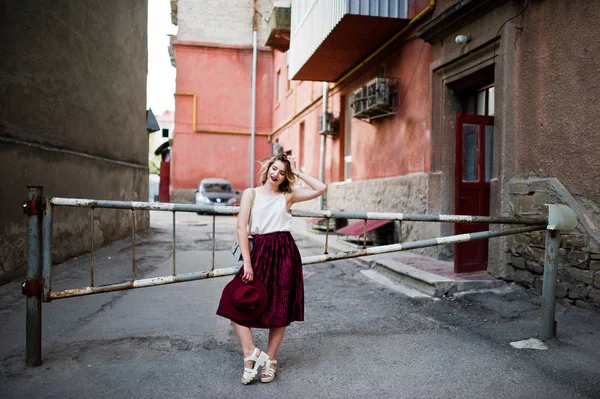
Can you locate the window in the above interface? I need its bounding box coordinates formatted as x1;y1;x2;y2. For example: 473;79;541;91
299;122;305;172
162;128;169;138
463;85;494;116
276;70;282;104
272;138;283;154
344;96;353;181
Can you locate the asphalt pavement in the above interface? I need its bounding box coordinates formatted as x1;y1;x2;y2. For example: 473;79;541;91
1;210;599;398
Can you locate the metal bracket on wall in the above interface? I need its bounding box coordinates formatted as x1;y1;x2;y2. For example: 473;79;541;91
22;199;42;216
22;278;43;297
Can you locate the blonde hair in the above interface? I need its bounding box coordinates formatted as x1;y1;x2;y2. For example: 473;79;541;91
259;153;296;193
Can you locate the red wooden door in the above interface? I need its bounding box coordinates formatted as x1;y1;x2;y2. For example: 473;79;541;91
159;160;170;203
455;114;494;273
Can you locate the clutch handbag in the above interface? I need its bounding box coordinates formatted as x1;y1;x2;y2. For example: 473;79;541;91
231;188;256;261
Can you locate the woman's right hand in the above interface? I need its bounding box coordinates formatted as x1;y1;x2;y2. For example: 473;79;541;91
242;261;253;283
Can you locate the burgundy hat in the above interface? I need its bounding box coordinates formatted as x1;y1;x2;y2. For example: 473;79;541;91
219;277;268;321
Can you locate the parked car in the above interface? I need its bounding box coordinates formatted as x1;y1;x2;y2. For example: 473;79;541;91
195;178;241;211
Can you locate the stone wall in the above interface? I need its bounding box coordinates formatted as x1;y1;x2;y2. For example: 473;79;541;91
325;173;440;254
507;178;600;307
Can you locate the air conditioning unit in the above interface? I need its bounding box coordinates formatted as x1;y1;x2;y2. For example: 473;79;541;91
319;112;339;138
352;77;398;121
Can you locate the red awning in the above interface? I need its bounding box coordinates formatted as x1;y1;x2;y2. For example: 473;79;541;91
336;220;392;237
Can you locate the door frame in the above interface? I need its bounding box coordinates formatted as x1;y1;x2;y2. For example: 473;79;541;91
428;40;501;271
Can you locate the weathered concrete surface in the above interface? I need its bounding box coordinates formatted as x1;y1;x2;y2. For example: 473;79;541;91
1;211;599;398
327;173;443;257
0;1;149;283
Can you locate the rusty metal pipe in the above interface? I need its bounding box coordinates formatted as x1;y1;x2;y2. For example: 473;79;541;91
42;200;52;302
131;210;136;281
47;225;545;300
48;197;546;225
363;219;367;249
172;211;176;276
540;229;560;340
90;208;95;287
324;217;330;255
212;215;216;271
49;266;242;300
302;225;545;265
24;186;43;367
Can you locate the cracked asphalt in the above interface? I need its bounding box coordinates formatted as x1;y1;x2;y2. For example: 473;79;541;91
1;211;599;398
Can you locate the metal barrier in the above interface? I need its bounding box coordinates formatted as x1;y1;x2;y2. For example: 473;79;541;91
22;186;577;366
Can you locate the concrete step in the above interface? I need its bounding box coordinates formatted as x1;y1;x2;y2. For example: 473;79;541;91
371;258;505;297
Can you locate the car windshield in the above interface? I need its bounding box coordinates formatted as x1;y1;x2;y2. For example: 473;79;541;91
202;183;232;193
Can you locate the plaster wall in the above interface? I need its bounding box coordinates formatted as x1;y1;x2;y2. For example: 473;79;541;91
273;33;432;183
172;44;273;194
271;50;340;183
0;0;148;165
171;132;271;193
271;109;338;184
512;1;600;203
344;38;432;181
177;0;273;46
0;0;148;284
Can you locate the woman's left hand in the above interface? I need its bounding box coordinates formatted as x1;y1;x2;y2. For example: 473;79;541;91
288;156;299;176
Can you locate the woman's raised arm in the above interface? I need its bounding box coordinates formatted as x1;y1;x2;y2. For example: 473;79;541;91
288;157;327;204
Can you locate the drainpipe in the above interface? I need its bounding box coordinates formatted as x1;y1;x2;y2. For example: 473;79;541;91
249;0;258;187
318;82;328;210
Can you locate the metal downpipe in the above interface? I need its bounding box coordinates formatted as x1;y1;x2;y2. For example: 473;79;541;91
24;186;43;366
249;0;258;187
318;82;329;210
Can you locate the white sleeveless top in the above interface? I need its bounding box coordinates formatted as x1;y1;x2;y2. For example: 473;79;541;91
250;192;292;235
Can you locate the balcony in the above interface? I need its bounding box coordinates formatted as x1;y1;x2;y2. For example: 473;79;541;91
265;5;291;52
289;0;409;82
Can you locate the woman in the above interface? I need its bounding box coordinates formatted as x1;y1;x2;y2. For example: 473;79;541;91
216;153;327;384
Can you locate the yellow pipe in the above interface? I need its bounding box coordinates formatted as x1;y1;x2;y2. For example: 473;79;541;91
198;129;270;136
175;92;268;136
270;97;321;140
174;92;197;131
270;0;436;138
332;0;436;89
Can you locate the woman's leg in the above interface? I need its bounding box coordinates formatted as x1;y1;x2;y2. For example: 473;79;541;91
260;327;286;381
265;326;286;359
233;322;269;384
232;322;257;359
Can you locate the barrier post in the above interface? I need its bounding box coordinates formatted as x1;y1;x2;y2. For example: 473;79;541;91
22;186;44;366
539;204;578;340
540;229;560;340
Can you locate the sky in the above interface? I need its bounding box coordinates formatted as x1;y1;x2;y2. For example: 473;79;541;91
146;0;178;116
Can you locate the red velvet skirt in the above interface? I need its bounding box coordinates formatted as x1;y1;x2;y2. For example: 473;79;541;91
216;231;304;328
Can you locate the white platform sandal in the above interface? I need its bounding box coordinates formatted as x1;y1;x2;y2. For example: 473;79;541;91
241;348;269;385
260;359;277;383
